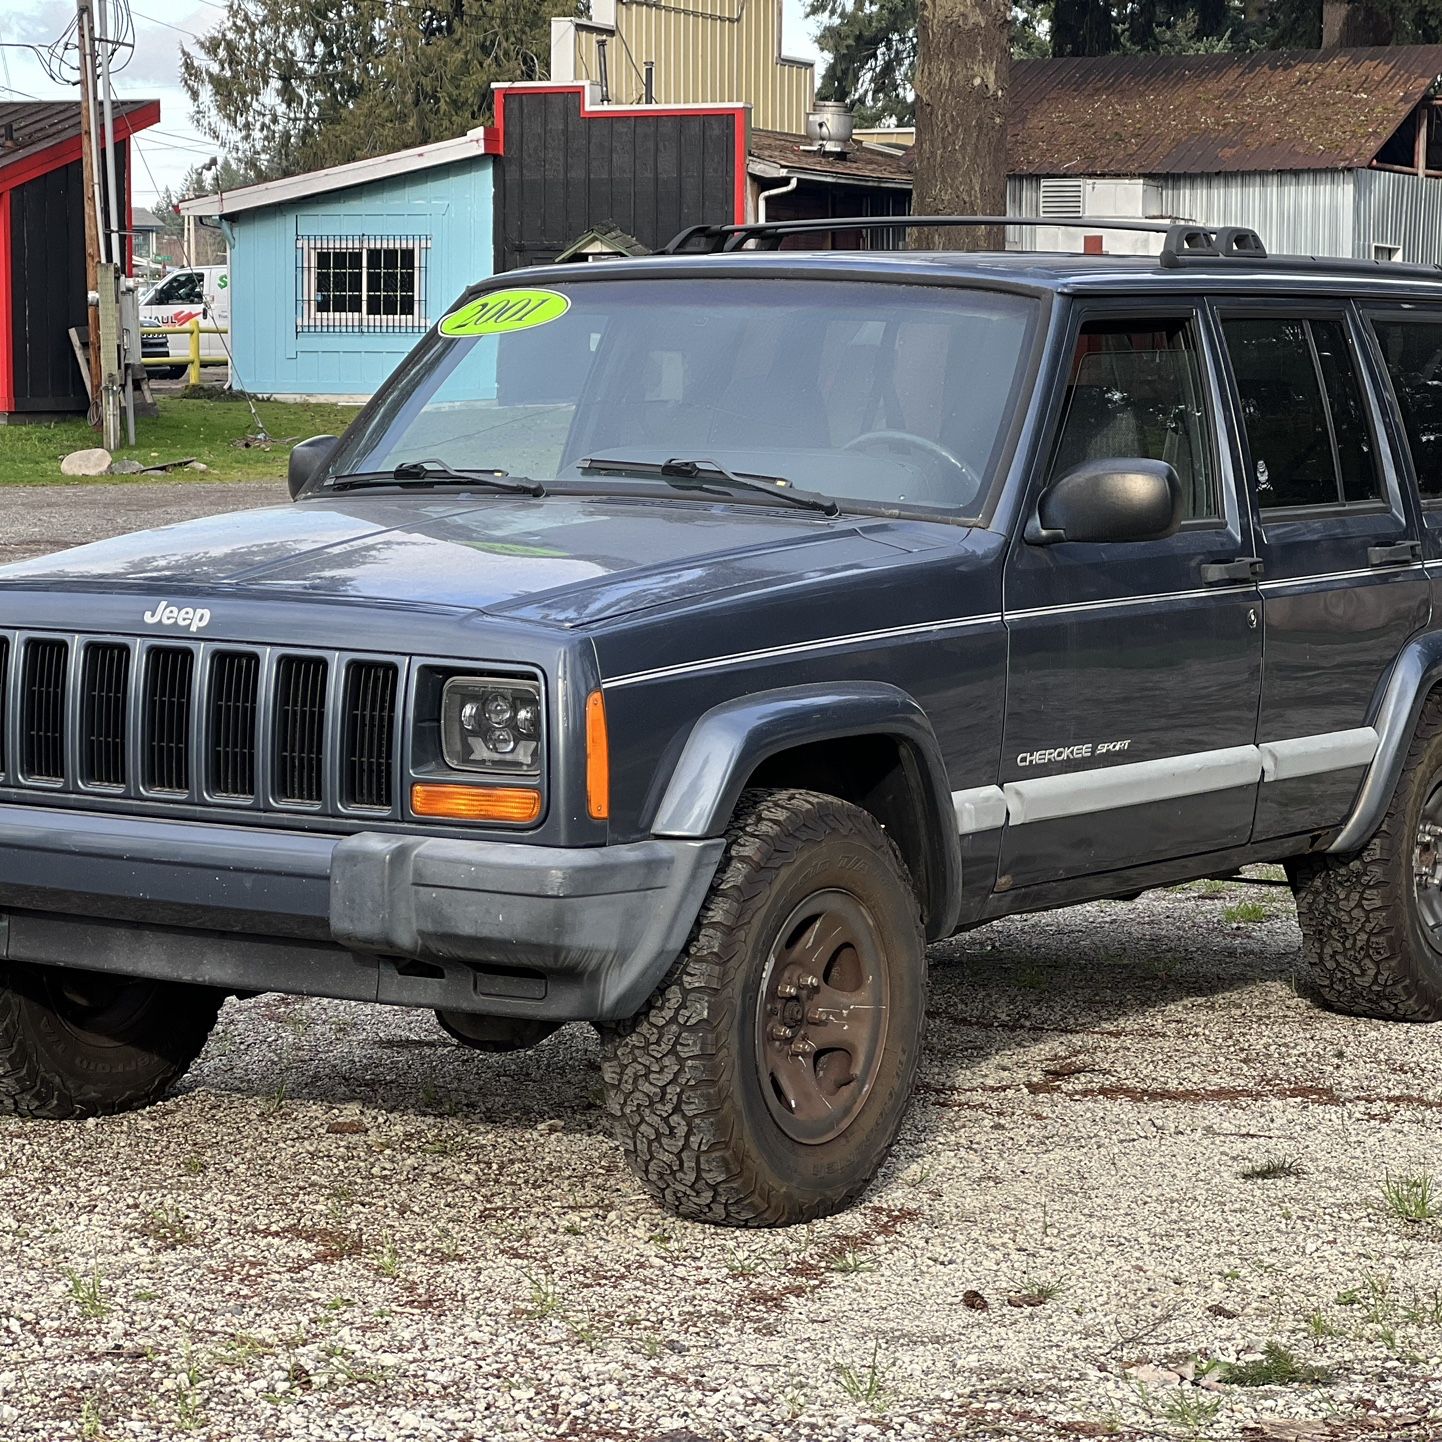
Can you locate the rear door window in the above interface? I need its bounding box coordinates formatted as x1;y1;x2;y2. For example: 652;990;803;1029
1222;315;1382;510
1370;315;1442;500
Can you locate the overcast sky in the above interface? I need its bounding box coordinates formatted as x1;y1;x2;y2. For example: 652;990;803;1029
0;0;825;209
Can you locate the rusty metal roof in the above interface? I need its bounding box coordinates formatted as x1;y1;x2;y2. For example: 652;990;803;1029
1008;47;1442;175
0;100;157;179
748;129;914;184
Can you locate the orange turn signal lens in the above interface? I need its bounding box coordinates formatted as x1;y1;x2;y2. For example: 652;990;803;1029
411;783;542;824
585;689;610;821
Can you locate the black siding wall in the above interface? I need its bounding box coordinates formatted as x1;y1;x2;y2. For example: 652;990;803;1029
7;144;126;414
494;91;738;272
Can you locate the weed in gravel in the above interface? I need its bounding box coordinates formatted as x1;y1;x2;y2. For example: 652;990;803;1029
1161;1388;1222;1433
1380;1170;1440;1224
80;1396;105;1440
182;1154;206;1177
639;1334;663;1359
1222;900;1268;924
262;1081;288;1118
65;1267;109;1319
216;1333;275;1366
827;1248;875;1275
140;1203;196;1249
1009;1276;1065;1307
1304;1310;1343;1340
374;1238;401;1279
524;1271;565;1320
174;1387;205;1432
834;1342;890;1410
1222;1341;1333;1387
725;1251;759;1277
563;1314;609;1352
1241;1155;1305;1181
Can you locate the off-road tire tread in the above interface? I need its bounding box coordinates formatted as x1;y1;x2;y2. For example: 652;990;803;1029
0;971;224;1120
599;787;925;1226
1290;704;1442;1022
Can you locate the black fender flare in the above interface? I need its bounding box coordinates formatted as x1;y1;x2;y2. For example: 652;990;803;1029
649;682;963;939
1332;634;1442;854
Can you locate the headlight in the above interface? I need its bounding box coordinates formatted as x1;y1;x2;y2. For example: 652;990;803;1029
441;676;543;774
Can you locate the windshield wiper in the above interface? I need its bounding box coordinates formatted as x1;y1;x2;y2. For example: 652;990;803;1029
328;459;546;496
576;455;840;516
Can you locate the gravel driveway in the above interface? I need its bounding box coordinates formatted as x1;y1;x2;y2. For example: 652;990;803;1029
1;483;1440;1442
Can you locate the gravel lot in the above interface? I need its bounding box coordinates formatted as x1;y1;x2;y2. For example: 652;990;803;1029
1;483;1440;1441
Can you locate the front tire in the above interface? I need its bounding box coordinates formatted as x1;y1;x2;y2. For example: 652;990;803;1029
0;962;223;1119
600;788;927;1226
1290;706;1442;1021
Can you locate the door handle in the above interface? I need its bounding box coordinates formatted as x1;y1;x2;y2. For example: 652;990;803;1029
1367;541;1422;567
1200;556;1263;584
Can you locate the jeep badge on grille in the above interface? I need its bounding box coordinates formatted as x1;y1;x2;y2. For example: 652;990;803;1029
143;601;211;633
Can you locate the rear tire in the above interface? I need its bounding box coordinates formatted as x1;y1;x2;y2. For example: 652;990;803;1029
600;788;927;1226
0;962;223;1119
1289;706;1442;1021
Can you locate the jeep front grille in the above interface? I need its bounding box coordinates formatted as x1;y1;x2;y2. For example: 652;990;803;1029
344;660;398;812
21;638;68;782
81;642;130;789
143;646;195;794
208;651;260;799
0;635;405;820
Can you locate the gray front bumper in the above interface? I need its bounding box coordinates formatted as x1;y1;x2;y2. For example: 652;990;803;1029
0;805;723;1021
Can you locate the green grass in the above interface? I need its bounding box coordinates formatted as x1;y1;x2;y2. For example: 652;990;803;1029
1381;1171;1440;1224
1222;899;1269;924
1221;1341;1333;1387
0;395;359;486
1241;1155;1305;1181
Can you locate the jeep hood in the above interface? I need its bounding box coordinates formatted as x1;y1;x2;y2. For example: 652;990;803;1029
0;494;941;627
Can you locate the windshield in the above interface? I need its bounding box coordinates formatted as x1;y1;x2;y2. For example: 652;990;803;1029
323;278;1040;515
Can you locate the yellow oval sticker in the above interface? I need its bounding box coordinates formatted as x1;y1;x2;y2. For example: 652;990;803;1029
439;288;571;338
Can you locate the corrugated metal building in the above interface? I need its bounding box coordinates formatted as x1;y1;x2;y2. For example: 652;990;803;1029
1006;47;1442;262
551;0;813;133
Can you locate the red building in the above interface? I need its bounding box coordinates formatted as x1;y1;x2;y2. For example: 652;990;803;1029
0;99;159;421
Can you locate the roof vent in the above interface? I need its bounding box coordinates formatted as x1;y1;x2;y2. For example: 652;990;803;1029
804;101;854;158
1039;178;1085;217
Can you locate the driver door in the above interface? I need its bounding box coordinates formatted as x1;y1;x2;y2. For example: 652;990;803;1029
997;302;1264;891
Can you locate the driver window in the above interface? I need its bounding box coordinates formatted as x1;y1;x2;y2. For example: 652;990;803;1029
1049;316;1218;522
156;271;203;305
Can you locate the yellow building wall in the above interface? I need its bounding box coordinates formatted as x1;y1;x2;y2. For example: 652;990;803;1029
559;0;814;134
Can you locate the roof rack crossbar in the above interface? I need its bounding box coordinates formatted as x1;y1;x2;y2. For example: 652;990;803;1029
660;214;1268;264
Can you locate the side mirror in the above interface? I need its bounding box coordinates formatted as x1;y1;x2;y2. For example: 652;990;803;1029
1027;458;1182;545
287;435;338;500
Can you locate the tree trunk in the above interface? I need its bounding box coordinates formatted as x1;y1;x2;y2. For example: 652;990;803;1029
911;0;1010;251
1321;0;1394;44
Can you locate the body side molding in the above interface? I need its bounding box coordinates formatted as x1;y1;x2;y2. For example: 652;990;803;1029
650;682;964;939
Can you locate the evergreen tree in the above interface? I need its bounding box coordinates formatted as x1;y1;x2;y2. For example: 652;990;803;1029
180;0;555;180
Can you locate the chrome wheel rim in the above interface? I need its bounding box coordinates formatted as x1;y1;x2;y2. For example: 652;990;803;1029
754;890;890;1146
1414;786;1442;952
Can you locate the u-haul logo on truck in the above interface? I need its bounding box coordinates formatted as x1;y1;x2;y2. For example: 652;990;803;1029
143;601;211;633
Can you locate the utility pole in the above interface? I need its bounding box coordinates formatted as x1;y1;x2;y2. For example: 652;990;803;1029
76;0;122;449
76;0;104;420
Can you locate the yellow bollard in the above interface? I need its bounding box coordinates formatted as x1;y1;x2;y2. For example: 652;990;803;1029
187;318;202;387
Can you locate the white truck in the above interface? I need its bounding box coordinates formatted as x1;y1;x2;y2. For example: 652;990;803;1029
139;265;230;379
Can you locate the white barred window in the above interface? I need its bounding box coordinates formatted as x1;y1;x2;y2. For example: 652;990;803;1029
296;235;430;332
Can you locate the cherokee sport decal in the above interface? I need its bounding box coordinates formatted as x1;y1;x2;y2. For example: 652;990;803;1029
439;288;570;338
1016;738;1132;768
143;601;211;633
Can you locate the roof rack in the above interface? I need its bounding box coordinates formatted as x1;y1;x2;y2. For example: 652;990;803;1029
660;215;1269;266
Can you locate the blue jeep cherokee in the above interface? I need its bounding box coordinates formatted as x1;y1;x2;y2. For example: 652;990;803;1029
2;217;1441;1225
